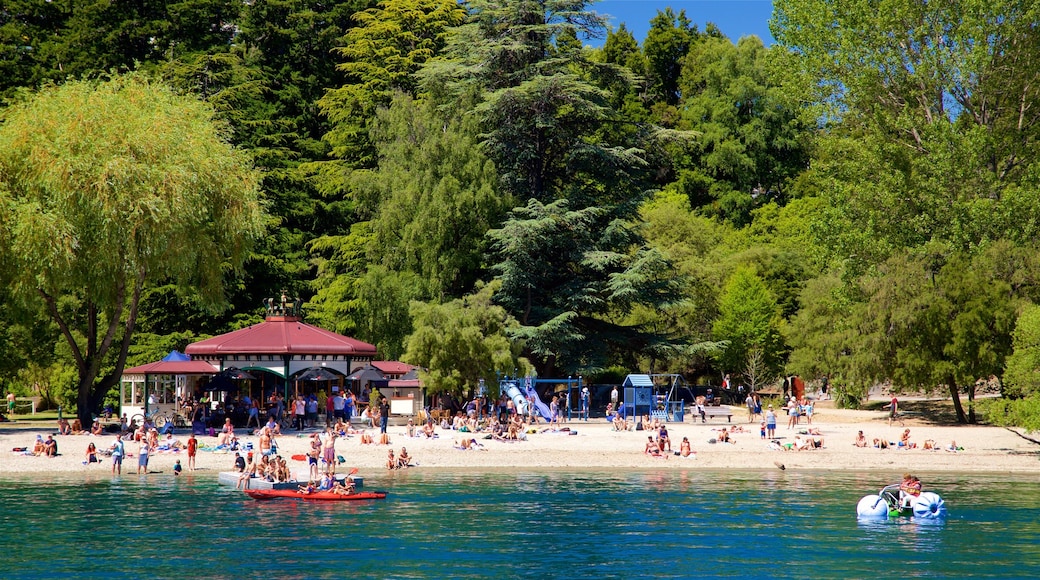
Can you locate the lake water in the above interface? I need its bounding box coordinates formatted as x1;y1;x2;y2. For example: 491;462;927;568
2;469;1038;579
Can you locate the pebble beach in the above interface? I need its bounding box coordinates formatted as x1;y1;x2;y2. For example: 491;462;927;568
3;404;1039;476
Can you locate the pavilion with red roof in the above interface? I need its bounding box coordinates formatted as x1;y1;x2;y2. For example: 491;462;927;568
120;305;379;421
185;313;377;388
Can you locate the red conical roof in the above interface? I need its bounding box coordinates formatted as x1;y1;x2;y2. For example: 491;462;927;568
185;316;377;357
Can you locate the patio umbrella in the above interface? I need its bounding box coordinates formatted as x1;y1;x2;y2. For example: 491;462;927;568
296;367;339;382
205;374;237;392
221;367;256;381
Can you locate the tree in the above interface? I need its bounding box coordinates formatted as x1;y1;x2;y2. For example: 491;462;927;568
712;266;786;379
774;0;1040;422
319;0;465;169
673;35;811;225
403;282;529;397
1003;304;1040;399
774;0;1040;270
422;0;680;376
0;74;266;426
641;8;697;108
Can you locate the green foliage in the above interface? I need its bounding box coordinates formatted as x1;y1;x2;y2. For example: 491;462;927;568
642;8;699;108
1002;304;1040;399
673;35;811;225
321;0;465;167
712;266;786;379
785;272;863;388
0;74;266;422
776;0;1040;270
979;396;1040;433
403;282;530;397
352;94;506;296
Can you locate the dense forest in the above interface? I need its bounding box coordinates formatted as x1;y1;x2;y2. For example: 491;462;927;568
2;0;1040;429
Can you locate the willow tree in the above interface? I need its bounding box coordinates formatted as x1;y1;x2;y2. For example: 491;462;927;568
0;74;266;426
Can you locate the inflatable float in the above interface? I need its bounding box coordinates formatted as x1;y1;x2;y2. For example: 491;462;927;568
245;489;387;501
856;484;946;521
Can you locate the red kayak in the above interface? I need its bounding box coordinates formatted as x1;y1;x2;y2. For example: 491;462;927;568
245;489;386;501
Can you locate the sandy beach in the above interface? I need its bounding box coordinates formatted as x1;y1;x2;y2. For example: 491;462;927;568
3;403;1039;476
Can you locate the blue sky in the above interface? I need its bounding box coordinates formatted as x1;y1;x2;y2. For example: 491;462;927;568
592;0;775;46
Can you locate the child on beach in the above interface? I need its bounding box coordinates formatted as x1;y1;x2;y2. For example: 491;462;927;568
173;460;182;476
760;422;766;439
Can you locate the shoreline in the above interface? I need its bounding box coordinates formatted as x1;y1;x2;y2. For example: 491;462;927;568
3;406;1039;477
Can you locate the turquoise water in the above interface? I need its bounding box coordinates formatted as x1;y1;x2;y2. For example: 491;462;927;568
2;470;1039;579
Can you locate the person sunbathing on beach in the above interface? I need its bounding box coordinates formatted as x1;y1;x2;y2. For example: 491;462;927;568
489;420;506;441
218;418;235;447
899;429;915;449
873;438;889;449
386;449;398;470
57;418;71;435
647;417;661;432
679;437;693;457
359;431;374;444
644;436;661;456
44;435;58;457
422;421;437;438
85;442;99;464
854;431;868;447
32;435;46;456
333;417;349;436
398;447;412;468
717;428;732;443
163;433;185;450
612;414;626;431
658;425;671;452
90;419;104;436
455;438;484;450
264;416;281;436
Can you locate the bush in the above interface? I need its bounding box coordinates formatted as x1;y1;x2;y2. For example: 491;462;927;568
978;396;1040;432
833;381;868;409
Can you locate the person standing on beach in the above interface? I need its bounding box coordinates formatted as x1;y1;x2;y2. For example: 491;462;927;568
888;396;902;426
379;397;390;434
765;406;777;439
110;436;124;475
137;438;151;474
610;386;619;409
580;387;590;421
187;434;198;471
321;429;338;475
344;390;356;423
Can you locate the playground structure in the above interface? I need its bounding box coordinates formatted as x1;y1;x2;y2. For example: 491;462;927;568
500;376;586;421
620;374;690;423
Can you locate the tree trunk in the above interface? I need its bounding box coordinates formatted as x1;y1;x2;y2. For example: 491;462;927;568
77;375;97;428
967;380;976;424
947;375;968;424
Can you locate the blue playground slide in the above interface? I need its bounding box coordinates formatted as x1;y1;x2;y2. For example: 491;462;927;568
524;385;553;422
504;382;530;416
